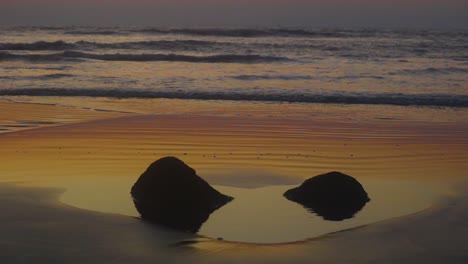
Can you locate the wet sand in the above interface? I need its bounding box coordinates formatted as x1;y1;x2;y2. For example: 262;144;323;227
1;181;467;263
0;97;467;262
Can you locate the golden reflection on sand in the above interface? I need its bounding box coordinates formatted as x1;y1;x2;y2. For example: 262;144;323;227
0;107;466;184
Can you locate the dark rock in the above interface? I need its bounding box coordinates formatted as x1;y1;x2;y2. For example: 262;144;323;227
131;157;233;232
284;171;370;221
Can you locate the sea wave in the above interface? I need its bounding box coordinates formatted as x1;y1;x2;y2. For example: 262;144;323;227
133;28;467;38
230;74;385;81
389;67;468;75
1;40;464;61
0;88;466;108
64;30;123;35
0;74;75;80
0;52;78;62
135;28;341;37
3;26;468;39
231;75;315;81
0;51;289;63
0;41;75;51
0;40;228;51
37;74;76;79
36;27;381;37
0;40;331;56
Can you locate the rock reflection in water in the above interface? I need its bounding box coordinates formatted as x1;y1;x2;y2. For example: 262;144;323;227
131;157;233;232
284;171;370;221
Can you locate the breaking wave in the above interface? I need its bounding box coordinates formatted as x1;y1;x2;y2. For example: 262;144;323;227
135;28;357;37
0;88;466;108
0;51;289;63
0;41;75;50
0;74;75;80
231;75;316;81
230;74;386;81
64;30;123;35
389;67;468;75
3;26;467;39
0;40;231;51
133;28;467;38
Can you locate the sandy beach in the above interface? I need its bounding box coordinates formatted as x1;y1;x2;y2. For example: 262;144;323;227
1;97;467;262
1;0;467;260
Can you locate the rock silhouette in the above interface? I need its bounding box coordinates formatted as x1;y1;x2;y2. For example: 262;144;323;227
131;157;233;232
284;171;370;221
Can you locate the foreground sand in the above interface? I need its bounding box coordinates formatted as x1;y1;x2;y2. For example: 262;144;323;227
0;97;467;263
0;182;466;263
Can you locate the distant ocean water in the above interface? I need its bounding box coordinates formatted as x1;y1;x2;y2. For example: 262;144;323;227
0;26;467;107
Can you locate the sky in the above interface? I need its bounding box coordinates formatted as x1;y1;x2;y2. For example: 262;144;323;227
0;0;467;29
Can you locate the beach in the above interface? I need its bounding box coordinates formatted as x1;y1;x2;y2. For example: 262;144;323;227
1;26;467;262
0;97;467;262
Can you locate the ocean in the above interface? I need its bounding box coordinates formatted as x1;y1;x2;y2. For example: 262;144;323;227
0;26;467;107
